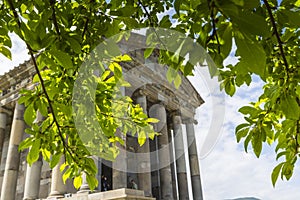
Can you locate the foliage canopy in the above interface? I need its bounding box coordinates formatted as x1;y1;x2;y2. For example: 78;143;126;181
0;0;299;189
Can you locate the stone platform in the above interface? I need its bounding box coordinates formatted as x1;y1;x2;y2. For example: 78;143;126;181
57;188;156;200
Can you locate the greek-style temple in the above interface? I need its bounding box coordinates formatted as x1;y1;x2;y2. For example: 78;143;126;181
0;35;204;200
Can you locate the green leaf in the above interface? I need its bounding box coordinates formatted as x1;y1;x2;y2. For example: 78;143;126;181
220;23;233;58
27;138;41;165
0;45;12;60
238;106;259;115
40;34;57;49
138;130;146;146
109;62;122;79
63;167;73;183
236;127;249;142
174;0;182;14
282;10;300;27
280;94;300;120
19;137;33;151
74;175;82;189
85;158;97;174
224;78;236;96
50;153;62;169
252;130;262;158
86;174;98;191
144;48;154;59
234;31;266;78
235;123;249;132
146;118;159;123
174;74;182;89
272;162;284;187
37;97;48;116
276;151;287;161
67;36;82;54
244;134;252;153
50;49;73;69
166;67;177;83
234;11;269;37
24;104;36;125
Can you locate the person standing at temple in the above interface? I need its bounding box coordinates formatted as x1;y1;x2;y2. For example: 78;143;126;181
102;175;110;191
131;179;138;190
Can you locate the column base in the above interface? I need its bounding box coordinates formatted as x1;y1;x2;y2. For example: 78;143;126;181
144;191;152;197
47;191;64;199
191;175;203;200
77;189;90;194
49;188;155;200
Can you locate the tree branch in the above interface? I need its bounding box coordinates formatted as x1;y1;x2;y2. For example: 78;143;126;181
263;0;289;78
137;0;153;26
50;0;61;35
6;0;76;162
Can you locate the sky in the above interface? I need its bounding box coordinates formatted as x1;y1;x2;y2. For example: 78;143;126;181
1;33;300;200
192;56;300;199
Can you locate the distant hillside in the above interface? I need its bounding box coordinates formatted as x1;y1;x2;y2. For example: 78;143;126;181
229;198;261;200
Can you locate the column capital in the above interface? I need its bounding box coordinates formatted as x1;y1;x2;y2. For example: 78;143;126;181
136;88;146;97
0;107;12;115
182;117;198;125
170;110;181;118
133;86;147;99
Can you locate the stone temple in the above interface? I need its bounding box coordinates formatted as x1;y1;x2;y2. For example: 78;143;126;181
0;35;204;200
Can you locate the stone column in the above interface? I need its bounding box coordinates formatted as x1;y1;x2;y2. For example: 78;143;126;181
48;156;67;199
186;120;203;200
0;109;7;164
0;103;25;200
112;87;127;189
172;113;189;200
23;155;43;200
23;111;44;200
112;130;127;189
78;156;98;193
136;92;152;197
151;104;173;200
78;172;90;193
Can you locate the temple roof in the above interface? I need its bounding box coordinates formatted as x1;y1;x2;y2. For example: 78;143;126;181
0;33;204;118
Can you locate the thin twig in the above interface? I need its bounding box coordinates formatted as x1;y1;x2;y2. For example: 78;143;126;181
263;0;289;78
208;0;221;53
137;0;154;26
41;120;55;134
136;0;169;56
50;0;61;35
82;18;89;39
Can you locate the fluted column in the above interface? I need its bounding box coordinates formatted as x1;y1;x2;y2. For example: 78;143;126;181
112;87;127;189
48;156;67;199
151;104;173;200
23;155;43;200
23;111;44;200
0;103;25;200
112;130;127;189
0;110;7;164
172;113;189;200
186;120;203;200
136;92;152;197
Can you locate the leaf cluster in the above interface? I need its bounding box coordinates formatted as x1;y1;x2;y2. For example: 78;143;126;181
1;0;300;189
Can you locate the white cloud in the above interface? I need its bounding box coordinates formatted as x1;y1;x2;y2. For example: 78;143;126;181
194;73;300;200
0;33;29;75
